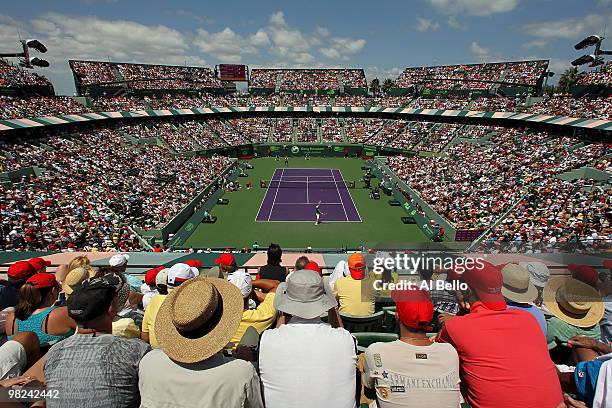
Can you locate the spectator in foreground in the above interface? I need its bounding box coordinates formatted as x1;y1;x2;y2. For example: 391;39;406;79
259;269;357;408
44;274;150;408
228;271;279;345
258;243;288;281
335;253;375;316
27;257;51;274
294;255;309;272
500;263;547;336
0;261;36;310
138;276;263;408
543;276;604;351
141;263;197;348
0;331;40;380
6;274;76;348
363;288;460;408
215;253;237;279
436;262;564;408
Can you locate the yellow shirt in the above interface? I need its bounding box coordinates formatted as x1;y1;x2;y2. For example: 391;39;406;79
141;293;167;349
335;276;375;316
230;292;277;345
112;317;140;339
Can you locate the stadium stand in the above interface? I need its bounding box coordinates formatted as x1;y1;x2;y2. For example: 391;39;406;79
393;60;549;91
250;68;366;91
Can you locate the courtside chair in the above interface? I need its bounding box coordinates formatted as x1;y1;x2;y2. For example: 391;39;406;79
340;311;384;333
353;332;399;353
381;306;398;333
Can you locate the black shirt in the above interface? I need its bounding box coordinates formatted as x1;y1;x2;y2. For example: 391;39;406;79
0;284;19;310
258;265;287;282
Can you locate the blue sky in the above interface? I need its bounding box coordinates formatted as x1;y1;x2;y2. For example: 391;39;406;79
0;0;610;94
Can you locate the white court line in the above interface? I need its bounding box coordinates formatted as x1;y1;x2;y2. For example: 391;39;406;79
267;168;284;222
274;202;344;205
254;168;280;221
306;176;309;203
330;169;349;222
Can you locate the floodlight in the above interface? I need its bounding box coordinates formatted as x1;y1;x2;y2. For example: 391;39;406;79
24;39;47;53
574;35;604;50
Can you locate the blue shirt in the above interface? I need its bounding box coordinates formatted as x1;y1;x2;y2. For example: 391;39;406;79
507;301;547;336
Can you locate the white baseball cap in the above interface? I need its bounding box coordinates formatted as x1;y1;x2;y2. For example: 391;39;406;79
228;271;253;298
109;254;130;267
167;263;199;287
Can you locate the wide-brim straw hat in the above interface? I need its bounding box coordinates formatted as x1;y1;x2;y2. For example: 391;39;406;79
155;276;243;364
543;276;604;328
501;263;538;304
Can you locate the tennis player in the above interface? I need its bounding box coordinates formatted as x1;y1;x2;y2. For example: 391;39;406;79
314;201;326;225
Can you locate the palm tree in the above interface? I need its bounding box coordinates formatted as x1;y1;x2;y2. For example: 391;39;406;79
557;67;584;94
382;78;394;95
369;78;380;96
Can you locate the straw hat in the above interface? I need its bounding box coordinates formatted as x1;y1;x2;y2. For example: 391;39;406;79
501;263;538;304
155;276;243;364
62;266;96;296
543;276;604;328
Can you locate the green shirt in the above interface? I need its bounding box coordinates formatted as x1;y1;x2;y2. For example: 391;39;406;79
315;207;321;215
546;316;601;349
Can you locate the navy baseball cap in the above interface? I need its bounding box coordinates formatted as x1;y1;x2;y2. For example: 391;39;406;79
67;274;123;323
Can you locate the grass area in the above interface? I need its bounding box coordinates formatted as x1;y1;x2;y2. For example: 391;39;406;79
183;157;427;249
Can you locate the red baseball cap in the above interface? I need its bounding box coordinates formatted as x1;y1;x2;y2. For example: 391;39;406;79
348;253;365;280
184;259;203;269
604;260;612;270
571;265;599;287
144;266;164;286
462;262;506;310
26;273;59;289
215;253;236;267
392;288;433;331
28;257;51;271
304;261;322;275
7;261;36;280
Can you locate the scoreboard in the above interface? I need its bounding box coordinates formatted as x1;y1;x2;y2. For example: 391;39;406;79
217;64;248;81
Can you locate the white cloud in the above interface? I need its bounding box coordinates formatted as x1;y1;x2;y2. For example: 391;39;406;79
524;39;548;48
469;41;491;57
447;16;467;30
364;66;403;82
415;17;440;32
428;0;519;16
520;13;612;47
193;27;269;62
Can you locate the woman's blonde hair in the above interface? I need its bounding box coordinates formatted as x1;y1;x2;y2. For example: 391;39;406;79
67;256;91;273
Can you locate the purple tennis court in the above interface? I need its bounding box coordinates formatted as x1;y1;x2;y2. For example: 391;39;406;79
256;168;362;222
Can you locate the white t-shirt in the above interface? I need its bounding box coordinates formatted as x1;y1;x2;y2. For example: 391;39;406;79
363;340;460;408
139;349;263;408
259;317;357;408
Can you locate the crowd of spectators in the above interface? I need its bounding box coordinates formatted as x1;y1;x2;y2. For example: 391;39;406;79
296;118;318;143
485;177;611;248
70;60;224;90
205;119;250;146
367;120;409;146
389;122;435;150
272;118;294;142
320;119;343;143
0;126;232;244
0;97;87;120
179;121;231;149
0;59;52;88
343;118;385;143
394;60;548;89
91;96;148;112
250;69;366;91
578;61;612;85
387;128;609;231
228;118;271;143
529;95;612;120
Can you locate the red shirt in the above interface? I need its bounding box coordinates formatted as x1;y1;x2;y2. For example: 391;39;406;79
437;302;562;408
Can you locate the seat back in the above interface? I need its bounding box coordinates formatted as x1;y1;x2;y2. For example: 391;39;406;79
353;332;399;352
340;311;383;333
